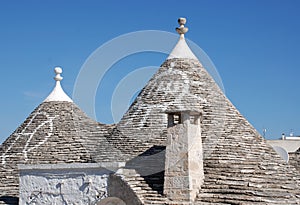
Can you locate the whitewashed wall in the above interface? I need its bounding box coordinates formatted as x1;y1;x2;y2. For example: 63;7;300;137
19;162;124;205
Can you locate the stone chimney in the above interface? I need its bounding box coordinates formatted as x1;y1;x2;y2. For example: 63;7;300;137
164;110;204;202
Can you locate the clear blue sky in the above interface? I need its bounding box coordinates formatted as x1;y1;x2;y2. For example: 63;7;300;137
0;0;299;143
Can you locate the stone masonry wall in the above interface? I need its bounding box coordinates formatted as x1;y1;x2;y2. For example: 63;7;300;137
19;163;117;205
108;174;142;205
289;152;300;172
164;112;203;202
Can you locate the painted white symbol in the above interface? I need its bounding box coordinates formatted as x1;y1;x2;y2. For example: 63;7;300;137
1;108;56;165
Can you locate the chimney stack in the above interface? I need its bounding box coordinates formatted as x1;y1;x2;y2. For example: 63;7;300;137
164;110;204;202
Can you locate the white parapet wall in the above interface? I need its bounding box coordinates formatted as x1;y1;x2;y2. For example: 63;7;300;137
19;162;125;205
266;140;300;153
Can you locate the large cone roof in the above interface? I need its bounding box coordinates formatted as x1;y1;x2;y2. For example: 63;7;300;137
111;41;300;203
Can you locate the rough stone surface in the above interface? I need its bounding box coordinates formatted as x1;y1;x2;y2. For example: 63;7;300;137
0;101;124;204
0;45;300;204
97;197;126;205
289;150;300;172
112;168;167;205
113;58;300;204
19;163;113;204
164;112;203;202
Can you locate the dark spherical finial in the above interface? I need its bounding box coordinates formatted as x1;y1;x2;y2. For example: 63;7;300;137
178;17;187;26
176;17;188;35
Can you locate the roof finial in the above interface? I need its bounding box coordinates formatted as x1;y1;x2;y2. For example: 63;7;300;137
43;66;73;102
167;18;197;60
54;67;63;82
176;17;188;37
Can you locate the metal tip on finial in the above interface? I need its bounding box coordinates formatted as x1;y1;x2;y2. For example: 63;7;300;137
176;17;188;36
54;66;63;82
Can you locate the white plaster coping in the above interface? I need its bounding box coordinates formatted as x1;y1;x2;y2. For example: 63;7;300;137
167;36;198;60
44;67;73;102
266;140;300;153
167;18;197;60
18;162;126;172
285;136;300;140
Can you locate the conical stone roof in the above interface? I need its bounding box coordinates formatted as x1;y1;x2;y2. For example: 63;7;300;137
1;19;300;205
109;18;300;203
0;68;124;204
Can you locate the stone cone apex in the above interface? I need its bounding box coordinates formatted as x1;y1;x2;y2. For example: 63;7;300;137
113;18;300;203
44;67;73;102
167;18;197;60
